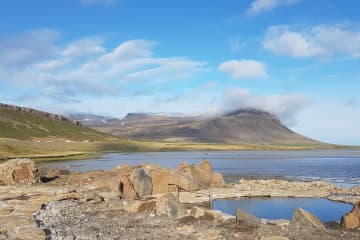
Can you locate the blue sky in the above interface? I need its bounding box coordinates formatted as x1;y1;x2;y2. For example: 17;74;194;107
0;0;359;145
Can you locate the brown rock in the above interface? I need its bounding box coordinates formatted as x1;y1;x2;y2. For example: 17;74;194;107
0;159;38;185
119;175;138;199
211;172;225;187
200;159;212;176
189;164;212;187
236;209;261;226
341;201;360;229
156;193;187;219
289;208;326;231
190;207;230;222
175;163;199;191
108;199;157;212
148;168;174;194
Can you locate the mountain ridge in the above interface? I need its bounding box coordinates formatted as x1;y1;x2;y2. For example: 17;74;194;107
77;108;319;145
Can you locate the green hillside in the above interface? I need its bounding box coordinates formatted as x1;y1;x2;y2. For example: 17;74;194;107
0;103;112;140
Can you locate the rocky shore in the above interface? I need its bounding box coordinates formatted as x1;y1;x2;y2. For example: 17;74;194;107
1;158;360;239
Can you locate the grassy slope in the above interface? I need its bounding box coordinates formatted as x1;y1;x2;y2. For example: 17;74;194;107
0;107;111;141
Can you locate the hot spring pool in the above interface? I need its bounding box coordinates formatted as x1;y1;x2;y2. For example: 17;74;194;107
212;198;353;222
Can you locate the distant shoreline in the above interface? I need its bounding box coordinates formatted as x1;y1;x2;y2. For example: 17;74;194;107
1;137;356;162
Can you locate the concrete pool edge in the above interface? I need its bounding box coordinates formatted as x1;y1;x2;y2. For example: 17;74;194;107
175;179;360;205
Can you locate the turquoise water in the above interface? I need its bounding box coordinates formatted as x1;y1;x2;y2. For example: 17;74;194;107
40;149;360;187
212;198;353;222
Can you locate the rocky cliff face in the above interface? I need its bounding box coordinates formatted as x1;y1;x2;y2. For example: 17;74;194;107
0;103;80;125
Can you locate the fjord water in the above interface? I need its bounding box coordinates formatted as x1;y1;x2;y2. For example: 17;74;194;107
212;198;353;222
42;149;360;187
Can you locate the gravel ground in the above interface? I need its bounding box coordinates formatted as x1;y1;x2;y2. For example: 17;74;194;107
35;200;360;240
35;200;284;240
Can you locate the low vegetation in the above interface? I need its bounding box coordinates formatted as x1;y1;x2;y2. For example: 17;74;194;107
0;103;111;140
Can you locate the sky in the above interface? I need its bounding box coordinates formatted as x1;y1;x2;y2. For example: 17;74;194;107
0;0;359;145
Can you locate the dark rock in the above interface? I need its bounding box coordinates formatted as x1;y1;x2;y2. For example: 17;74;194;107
130;169;153;198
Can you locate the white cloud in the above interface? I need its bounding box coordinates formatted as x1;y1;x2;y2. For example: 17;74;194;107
294;100;360;145
80;0;116;6
62;37;105;57
263;26;324;58
263;24;360;58
246;0;301;15
0;30;206;101
218;60;267;80
0;29;59;66
214;87;308;125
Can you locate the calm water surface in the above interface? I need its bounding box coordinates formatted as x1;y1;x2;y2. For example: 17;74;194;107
40;149;360;187
212;198;353;222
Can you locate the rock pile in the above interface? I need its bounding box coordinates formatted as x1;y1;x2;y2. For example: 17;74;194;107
119;160;225;199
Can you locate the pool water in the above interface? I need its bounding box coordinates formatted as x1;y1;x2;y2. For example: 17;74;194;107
212;198;353;222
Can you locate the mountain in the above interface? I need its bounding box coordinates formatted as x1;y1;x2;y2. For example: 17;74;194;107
79;109;318;145
0;103;112;140
66;113;118;126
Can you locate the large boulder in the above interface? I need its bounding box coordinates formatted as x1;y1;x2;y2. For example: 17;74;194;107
119;175;139;199
289;208;326;232
130;168;153;198
236;209;261;226
189;164;212;187
341;201;360;229
211;172;225;187
146;166;174;194
0;159;39;185
156;193;187;219
175;160;225;191
175;162;199;191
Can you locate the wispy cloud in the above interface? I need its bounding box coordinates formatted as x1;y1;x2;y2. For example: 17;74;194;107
263;24;360;58
0;30;206;102
218;60;267;80
246;0;301;15
0;29;59;66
